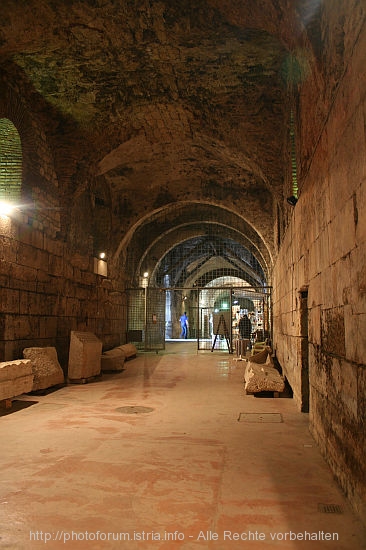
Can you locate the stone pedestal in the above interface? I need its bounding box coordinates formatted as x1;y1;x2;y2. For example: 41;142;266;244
68;331;102;381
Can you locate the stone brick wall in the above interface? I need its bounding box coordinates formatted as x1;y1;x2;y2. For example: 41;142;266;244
272;8;366;525
0;211;125;371
0;72;126;370
0;72;61;238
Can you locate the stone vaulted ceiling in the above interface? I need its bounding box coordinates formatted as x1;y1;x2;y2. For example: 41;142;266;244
0;0;314;284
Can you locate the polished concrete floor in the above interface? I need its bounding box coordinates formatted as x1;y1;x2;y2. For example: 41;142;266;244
0;342;365;549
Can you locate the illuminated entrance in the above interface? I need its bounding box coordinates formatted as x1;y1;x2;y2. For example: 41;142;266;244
126;282;271;352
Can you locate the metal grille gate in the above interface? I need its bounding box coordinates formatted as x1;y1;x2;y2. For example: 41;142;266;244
127;288;166;351
127;286;271;353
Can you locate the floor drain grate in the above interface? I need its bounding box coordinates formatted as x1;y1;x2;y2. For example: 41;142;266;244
116;406;154;414
318;503;343;514
238;412;283;423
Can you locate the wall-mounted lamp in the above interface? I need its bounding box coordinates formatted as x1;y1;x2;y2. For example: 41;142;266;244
0;201;14;217
141;271;149;288
287;195;298;206
99;252;106;259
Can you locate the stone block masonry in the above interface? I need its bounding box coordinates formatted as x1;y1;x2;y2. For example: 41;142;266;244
272;10;366;526
0;216;125;368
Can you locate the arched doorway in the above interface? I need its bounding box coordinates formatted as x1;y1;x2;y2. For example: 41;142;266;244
126;231;271;352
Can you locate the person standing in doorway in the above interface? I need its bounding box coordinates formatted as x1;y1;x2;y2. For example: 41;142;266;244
238;313;252;349
180;312;189;339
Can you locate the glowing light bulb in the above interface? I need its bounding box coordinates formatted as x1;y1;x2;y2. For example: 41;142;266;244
0;201;13;217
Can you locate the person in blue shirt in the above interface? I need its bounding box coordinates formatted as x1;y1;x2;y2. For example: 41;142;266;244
180;312;189;339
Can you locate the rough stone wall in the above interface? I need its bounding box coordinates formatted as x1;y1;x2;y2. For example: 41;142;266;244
0;74;125;370
0;213;125;370
0;72;61;238
272;7;366;525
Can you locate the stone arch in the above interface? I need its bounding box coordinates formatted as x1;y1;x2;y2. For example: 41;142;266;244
139;224;267;289
113;201;273;287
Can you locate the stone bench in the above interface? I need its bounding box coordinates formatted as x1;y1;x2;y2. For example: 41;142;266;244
116;344;137;360
101;348;126;372
100;343;137;372
244;346;285;394
0;360;34;403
